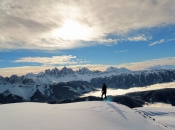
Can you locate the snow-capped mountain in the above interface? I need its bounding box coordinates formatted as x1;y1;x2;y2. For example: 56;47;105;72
91;69;175;88
106;66;131;73
0;66;175;104
146;65;175;70
76;67;94;74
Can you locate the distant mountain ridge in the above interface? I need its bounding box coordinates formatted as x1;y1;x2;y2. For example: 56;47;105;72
45;66;97;75
145;65;175;70
91;69;175;88
0;66;175;104
106;66;131;73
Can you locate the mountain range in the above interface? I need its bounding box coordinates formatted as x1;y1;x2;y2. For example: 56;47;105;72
146;65;175;70
0;65;175;104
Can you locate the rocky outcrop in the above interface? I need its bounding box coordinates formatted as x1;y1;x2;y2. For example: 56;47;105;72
30;89;50;102
0;92;25;104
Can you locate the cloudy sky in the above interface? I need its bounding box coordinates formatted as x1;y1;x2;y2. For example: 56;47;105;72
0;0;175;76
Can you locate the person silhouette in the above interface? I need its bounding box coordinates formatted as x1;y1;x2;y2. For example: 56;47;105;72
101;83;107;100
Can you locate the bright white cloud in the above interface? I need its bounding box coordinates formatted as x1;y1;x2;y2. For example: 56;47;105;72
14;55;89;65
127;35;150;41
149;38;175;46
149;39;165;46
97;39;118;44
0;0;175;50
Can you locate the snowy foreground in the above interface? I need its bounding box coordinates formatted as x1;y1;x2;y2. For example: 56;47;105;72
0;101;174;130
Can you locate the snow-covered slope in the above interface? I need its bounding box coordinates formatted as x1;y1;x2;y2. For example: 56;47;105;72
0;101;171;130
136;106;175;130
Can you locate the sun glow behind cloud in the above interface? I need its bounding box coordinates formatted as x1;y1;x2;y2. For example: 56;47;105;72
1;0;175;50
0;0;175;77
51;20;93;41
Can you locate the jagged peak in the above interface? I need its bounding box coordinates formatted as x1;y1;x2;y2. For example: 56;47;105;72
76;67;91;74
10;74;19;78
106;66;118;72
26;73;36;77
8;74;21;84
60;66;74;75
118;67;131;72
106;66;131;73
51;67;59;71
60;66;68;70
60;66;73;71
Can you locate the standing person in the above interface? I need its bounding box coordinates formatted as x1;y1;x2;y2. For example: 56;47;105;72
101;83;107;100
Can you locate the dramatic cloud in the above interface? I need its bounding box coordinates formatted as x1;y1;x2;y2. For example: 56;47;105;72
0;0;175;50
